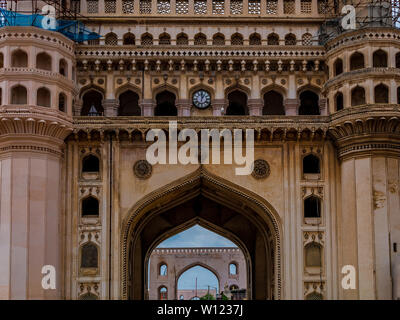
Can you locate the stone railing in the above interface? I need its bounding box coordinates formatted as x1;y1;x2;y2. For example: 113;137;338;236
153;247;241;255
0;27;75;55
325;27;400;53
78;0;332;18
0;67;74;86
75;47;326;59
324;67;400;89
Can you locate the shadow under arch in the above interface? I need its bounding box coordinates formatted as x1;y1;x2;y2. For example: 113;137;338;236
121;167;282;300
144;216;252;300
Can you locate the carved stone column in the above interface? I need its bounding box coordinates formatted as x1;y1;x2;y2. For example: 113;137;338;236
284;98;299;116
176;99;191;116
212;99;227;116
329;108;400;300
248;99;263;116
102;99;119;117
74;99;83;116
319;98;328;116
0;106;73;299
140;99;156;116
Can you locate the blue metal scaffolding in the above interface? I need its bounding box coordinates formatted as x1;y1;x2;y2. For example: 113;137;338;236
0;8;100;43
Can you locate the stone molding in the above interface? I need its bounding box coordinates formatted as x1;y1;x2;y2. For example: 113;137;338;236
102;99;119;117
176;99;191;116
139;99;156;116
0;68;76;89
323;67;400;91
0;105;73;156
325;27;400;54
247;98;263;116
76;47;325;60
284;98;300;116
153;247;241;255
328;108;400;159
0;26;75;56
211;99;227;116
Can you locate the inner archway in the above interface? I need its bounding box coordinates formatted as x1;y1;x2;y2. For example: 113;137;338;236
147;224;247;300
177;265;220;300
122;168;282;300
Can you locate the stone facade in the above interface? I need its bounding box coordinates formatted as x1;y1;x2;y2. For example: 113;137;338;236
148;247;247;300
0;0;399;300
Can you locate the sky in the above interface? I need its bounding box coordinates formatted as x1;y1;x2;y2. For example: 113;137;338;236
154;225;237;294
177;265;219;292
157;224;236;248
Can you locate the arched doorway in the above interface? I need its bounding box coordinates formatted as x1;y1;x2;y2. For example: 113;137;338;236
177;265;220;300
155;91;177;116
122;168;282;300
226;90;248;115
81;89;104;116
119;90;141;116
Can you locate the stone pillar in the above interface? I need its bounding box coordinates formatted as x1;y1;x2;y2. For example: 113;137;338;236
319;98;328;115
284;98;299;115
140;99;156;116
176;99;191;116
331;114;400;300
0;106;72;299
212;99;227;116
102;99;119;117
247;99;263;116
74;99;83;116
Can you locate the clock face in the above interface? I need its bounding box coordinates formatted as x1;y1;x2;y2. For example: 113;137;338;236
193;90;211;109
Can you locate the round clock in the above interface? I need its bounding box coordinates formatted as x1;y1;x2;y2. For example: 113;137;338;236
192;90;211;109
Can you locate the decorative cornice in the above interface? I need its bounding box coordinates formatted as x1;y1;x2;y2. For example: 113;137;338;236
75;47;325;60
0;67;76;90
0;26;75;56
328;105;400;159
0;105;73;155
323;67;400;92
71;115;330;142
153;247;240;255
71;106;400;159
325;27;400;53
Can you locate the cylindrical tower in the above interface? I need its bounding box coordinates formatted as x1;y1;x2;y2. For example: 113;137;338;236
0;26;75;299
324;26;400;300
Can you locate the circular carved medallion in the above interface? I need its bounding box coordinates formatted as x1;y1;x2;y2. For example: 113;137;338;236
133;160;152;179
251;159;270;179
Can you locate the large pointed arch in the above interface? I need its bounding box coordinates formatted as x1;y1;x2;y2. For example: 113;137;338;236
121;167;282;300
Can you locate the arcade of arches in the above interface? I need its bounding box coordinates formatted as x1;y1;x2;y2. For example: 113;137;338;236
78;88;323;116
